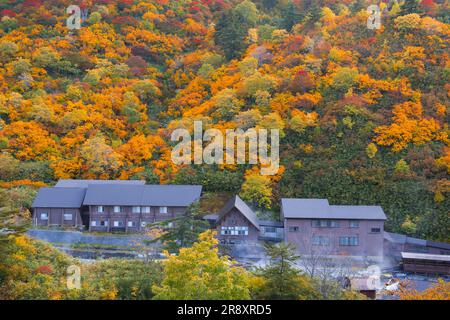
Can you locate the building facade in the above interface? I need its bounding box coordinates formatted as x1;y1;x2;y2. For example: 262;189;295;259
32;187;86;228
281;199;386;259
214;195;283;244
31;180;202;232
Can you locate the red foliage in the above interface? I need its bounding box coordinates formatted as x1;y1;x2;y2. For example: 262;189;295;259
1;9;16;17
35;265;53;275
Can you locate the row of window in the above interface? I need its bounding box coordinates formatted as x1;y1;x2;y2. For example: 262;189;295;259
96;206;168;214
311;220;361;228
289;226;381;233
91;220;173;228
220;226;249;236
40;213;73;221
312;235;360;246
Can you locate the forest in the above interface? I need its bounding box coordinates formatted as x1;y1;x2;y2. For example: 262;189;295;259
0;0;448;244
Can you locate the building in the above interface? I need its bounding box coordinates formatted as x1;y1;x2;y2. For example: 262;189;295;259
401;252;450;275
281;198;386;259
84;184;202;232
32;187;86;227
31;180;202;232
384;231;450;262
213;195;284;244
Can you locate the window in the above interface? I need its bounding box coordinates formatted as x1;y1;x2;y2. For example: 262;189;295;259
141;221;148;228
349;220;359;228
330;220;340;228
288;226;299;232
100;220;108;227
221;226;231;235
113;221;124;227
370;227;381;233
132;206;141;214
40;213;48;220
63;213;73;221
91;221;97;227
142;206;151;214
159;206;168;214
236;226;249;235
127;221;137;227
339;236;359;246
113;206;122;213
220;226;248;236
264;226;277;233
97;206;104;213
312;220;340;228
312;236;330;246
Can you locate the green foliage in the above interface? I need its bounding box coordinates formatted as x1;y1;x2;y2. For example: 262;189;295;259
148;201;210;253
253;242;321;300
240;173;273;209
215;10;252;60
82;259;163;300
394;159;411;175
153;230;251;299
400;0;423;15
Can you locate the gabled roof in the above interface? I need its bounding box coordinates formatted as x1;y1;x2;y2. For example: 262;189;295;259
217;195;260;230
55;179;145;188
32;187;86;208
82;184;202;207
281;198;330;218
281;198;386;220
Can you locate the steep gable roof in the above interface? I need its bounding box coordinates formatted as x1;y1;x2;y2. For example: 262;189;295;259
217;195;260;230
32;187;86;208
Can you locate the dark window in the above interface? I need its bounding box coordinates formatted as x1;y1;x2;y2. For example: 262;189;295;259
312;220;340;228
370;228;381;233
288;226;299;232
264;226;277;233
312;236;330;246
349;220;359;228
339;236;359;246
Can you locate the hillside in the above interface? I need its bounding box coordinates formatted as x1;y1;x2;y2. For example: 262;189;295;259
0;0;448;241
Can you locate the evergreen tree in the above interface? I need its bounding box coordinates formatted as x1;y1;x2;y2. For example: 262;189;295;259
254;242;320;299
214;10;250;60
281;0;302;31
148;201;210;253
400;0;423;15
307;0;323;23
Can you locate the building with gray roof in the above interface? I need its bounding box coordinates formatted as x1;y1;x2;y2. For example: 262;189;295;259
32;180;202;232
281;198;386;259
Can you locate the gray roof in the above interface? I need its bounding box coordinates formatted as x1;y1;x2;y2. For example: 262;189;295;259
427;240;450;251
401;252;450;262
281;198;386;220
217;195;260;230
32;187;86;208
258;220;284;228
384;232;427;246
329;205;386;220
82;184;202;206
55;179;145;188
